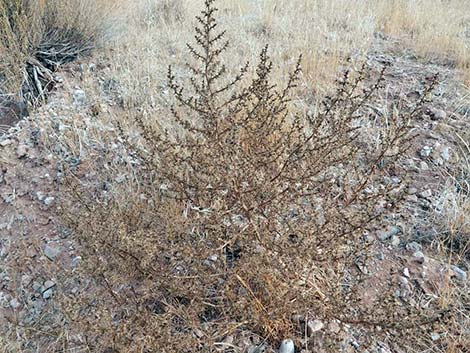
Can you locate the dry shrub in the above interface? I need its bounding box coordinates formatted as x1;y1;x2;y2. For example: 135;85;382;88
0;0;117;108
57;1;460;352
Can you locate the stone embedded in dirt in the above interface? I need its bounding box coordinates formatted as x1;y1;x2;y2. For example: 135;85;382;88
419;146;432;158
419;189;432;198
307;319;324;335
42;288;53;299
73;89;87;105
378;225;401;241
0;139;12;147
406;241;423;252
412;251;426;264
278;339;294;353
9;298;20;309
391;235;401;247
403;268;410;278
16;144;29;159
440;146;451;161
419;161;429;171
431;332;441;341
428;108;446;121
44;196;55;206
44;280;56;290
450;265;467;282
43;244;61;261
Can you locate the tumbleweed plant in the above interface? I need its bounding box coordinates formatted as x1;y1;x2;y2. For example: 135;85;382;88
54;1;462;352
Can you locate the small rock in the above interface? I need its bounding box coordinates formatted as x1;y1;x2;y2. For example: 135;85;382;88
440;147;451;162
378;226;401;241
73;89;87;105
9;298;20;309
44;196;55;206
44;280;56;290
391;235;401;247
450;265;467;282
32;281;42;292
36;191;45;201
420;189;432;198
429;108;446;121
208;254;218;262
413;251;426;264
0;139;12;147
307;319;324;335
279;339;294;353
16;144;28;158
419;161;429;171
403;268;410;278
431;332;440;341
406;241;422;252
43;244;61;261
419;146;432;158
42;288;53;299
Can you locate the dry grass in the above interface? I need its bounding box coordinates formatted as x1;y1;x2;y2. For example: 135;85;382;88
0;0;122;106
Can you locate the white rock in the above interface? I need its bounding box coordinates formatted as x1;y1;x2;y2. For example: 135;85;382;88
406;242;422;252
391;235;401;247
431;332;440;341
413;251;426;264
403;268;410;278
307;319;324;335
420;189;432;198
73;89;87;105
16;144;28;158
440;147;451;161
44;280;55;290
9;298;20;309
44;244;61;260
42;288;53;299
450;265;467;282
279;339;294;353
419;146;432;158
44;196;55;206
0;139;12;147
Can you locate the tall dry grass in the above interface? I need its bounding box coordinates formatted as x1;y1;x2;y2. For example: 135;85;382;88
97;0;470;110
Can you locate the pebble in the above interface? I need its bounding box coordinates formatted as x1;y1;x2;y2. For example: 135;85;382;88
16;144;28;158
378;226;401;241
307;319;324;335
419;161;429;171
420;189;432;198
44;244;61;261
440;147;451;161
42;288;53;299
391;235;401;247
44;280;55;290
450;265;467;282
9;298;20;309
0;139;12;147
429;108;446;121
431;332;440;341
413;251;426;264
406;242;422;252
419;146;432;158
44;196;55;206
279;339;294;353
403;268;410;278
73;89;87;105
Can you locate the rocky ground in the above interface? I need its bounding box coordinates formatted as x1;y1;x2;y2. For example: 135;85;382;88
0;36;469;352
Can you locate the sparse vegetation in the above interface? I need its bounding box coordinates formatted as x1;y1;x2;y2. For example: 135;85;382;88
1;1;469;353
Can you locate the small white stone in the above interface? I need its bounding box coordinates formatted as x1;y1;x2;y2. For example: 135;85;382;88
413;251;426;264
403;268;410;278
450;265;467;282
431;332;440;341
44;196;55;206
307;319;324;335
42;288;53;299
419;146;432;158
420;189;432;198
16;144;28;158
44;244;61;260
9;298;20;309
0;139;12;147
279;339;294;353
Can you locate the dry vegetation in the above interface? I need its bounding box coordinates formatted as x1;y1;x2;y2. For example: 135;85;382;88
1;0;470;352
